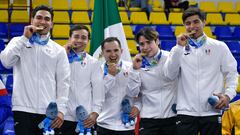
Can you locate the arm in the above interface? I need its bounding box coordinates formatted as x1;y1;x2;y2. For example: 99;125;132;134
215;44;238;110
84;62;104;128
91;61;105;114
0;36;27;68
55;49;70;115
221;44;238;101
126;69;141;97
163;34;187;80
1;25;42;68
132;95;142;115
51;49;70;129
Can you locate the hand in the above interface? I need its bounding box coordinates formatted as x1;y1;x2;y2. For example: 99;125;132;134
51;112;64;129
64;42;72;54
213;93;230;110
129;106;139;118
23;25;39;39
133;54;142;70
107;63;118;76
176;33;189;47
83;112;99;128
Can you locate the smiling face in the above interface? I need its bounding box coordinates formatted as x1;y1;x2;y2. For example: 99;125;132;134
69;29;89;52
76;106;88;121
184;14;205;39
46;102;58;120
102;41;123;63
138;36;159;58
31;10;53;35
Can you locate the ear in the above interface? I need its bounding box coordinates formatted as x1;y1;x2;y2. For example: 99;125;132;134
30;18;33;25
156;38;160;46
49;21;53;29
202;20;206;27
121;48;123;54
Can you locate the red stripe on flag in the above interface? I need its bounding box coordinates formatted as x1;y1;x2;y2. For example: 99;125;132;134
0;89;8;96
135;114;140;135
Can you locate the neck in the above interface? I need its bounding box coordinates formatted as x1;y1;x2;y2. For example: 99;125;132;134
73;48;85;53
146;49;159;58
192;32;204;39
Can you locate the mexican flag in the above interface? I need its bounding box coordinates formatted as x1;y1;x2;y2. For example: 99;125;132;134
90;0;132;62
0;80;7;96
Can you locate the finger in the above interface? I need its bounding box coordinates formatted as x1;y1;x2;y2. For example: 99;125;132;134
215;99;224;109
28;26;37;33
51;117;63;128
129;112;136;118
51;119;59;128
84;119;94;128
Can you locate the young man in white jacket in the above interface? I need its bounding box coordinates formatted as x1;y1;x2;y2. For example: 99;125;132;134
96;37;139;135
58;25;104;135
130;27;178;135
0;5;70;135
164;7;238;135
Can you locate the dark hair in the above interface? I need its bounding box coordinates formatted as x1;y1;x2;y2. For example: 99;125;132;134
32;5;54;20
135;27;159;44
101;37;121;51
69;25;91;39
182;7;206;23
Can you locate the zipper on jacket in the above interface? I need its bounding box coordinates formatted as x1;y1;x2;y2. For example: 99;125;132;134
37;45;40;113
196;49;200;115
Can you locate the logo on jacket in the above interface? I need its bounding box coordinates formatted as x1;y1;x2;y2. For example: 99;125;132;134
205;49;211;55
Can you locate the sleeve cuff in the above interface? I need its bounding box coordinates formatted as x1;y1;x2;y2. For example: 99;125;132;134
58;106;67;115
92;106;101;114
225;88;237;101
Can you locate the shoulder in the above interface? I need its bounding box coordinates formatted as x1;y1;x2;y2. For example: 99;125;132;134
48;40;66;53
206;37;229;51
122;60;132;66
161;50;170;56
206;37;227;47
86;53;97;62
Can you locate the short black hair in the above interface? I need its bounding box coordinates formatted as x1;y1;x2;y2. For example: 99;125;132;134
101;37;121;51
182;7;206;23
69;25;91;39
135;27;159;44
32;5;54;20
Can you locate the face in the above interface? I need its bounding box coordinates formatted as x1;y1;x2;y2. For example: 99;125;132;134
46;106;58;119
102;41;122;63
31;10;53;35
138;36;159;58
69;29;89;52
76;106;88;121
184;14;205;39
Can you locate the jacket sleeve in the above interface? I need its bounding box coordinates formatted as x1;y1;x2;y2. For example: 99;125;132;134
163;45;184;80
91;61;105;114
1;36;29;68
126;69;141;98
133;94;142;111
222;105;234;135
221;43;238;100
55;48;70;115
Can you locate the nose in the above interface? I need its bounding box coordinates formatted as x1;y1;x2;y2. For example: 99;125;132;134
141;44;148;51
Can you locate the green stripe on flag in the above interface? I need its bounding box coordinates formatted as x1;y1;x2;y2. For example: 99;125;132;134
90;0;121;55
90;0;132;62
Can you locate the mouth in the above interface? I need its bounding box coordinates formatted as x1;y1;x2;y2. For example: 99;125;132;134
71;43;85;49
187;30;196;37
108;58;118;64
35;26;47;33
140;52;147;56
